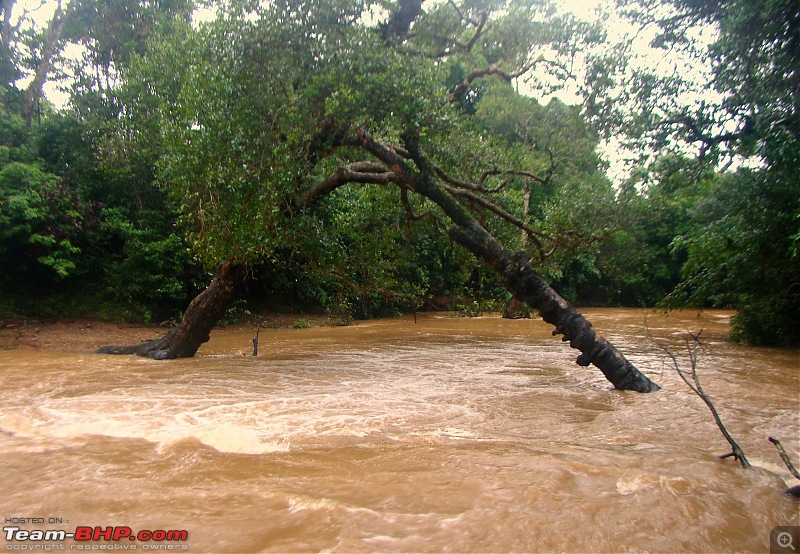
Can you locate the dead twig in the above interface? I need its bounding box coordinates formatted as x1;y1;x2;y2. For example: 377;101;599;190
649;326;750;468
769;437;800;480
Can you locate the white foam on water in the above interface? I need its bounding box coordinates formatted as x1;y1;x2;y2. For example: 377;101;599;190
0;339;534;453
616;473;654;495
286;495;341;514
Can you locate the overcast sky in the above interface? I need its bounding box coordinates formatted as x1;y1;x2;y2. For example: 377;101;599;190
17;0;625;107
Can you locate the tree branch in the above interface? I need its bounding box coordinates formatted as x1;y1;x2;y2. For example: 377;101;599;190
769;437;800;480
433;164;508;193
400;186;432;222
457;11;487;52
664;115;749;149
479;166;557;188
294;161;396;209
447;0;481;27
442;183;548;260
451;63;532;100
650;327;750;468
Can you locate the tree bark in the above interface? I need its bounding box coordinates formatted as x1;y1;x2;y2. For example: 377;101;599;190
502;296;531;319
451;230;660;392
97;257;247;359
21;1;74;125
357;127;660;392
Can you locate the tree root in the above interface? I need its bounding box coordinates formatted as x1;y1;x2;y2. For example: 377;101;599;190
96;329;183;359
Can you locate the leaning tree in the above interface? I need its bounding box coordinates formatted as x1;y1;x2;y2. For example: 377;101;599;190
97;0;660;392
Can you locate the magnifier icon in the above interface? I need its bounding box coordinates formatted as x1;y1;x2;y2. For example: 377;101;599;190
778;531;796;551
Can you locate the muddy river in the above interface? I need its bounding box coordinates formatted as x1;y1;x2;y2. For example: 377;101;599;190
0;309;798;552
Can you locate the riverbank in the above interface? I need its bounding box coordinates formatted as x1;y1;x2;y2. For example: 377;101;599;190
0;313;338;352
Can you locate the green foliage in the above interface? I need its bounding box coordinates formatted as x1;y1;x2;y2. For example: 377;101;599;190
244;183;472;319
0;161;86;280
0;1;203;323
292;318;313;329
586;155;706;306
666;168;800;346
0;107;30;162
608;0;800;346
17;0;796;348
97;210;200;323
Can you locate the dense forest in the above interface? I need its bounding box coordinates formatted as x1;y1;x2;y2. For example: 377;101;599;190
1;0;798;348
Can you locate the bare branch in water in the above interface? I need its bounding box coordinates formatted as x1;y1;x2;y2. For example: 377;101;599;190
769;437;800;480
647;325;750;468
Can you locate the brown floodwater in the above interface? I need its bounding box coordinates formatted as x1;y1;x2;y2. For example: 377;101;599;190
0;308;797;553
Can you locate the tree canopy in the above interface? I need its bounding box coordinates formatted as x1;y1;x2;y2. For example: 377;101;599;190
613;0;800;345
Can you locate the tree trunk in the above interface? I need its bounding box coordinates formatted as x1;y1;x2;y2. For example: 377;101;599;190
21;2;73;125
356;129;660;392
97;258;247;359
1;0;15;57
502;296;531;319
450;228;660;392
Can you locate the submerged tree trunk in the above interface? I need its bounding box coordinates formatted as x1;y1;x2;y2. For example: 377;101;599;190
451;229;660;392
357;129;661;392
97;258;247;359
502;297;531;319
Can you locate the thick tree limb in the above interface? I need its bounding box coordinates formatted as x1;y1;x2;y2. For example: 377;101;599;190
453;234;660;391
355;126;660;392
294;161;396;209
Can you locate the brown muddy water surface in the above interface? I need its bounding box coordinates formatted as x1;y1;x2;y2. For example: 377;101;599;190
0;309;798;552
